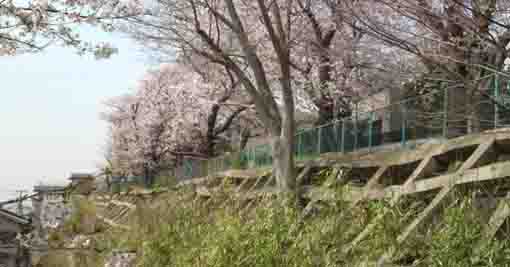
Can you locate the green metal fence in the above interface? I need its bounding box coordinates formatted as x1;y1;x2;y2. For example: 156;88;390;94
172;72;510;181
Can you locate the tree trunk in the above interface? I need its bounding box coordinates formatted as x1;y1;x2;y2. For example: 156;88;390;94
272;135;296;193
273;70;296;193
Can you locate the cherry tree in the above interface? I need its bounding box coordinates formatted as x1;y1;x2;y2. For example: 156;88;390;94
337;0;510;133
178;54;257;157
291;0;422;125
292;0;353;125
102;94;144;178
103;67;205;180
103;61;254;181
0;0;142;56
123;0;302;193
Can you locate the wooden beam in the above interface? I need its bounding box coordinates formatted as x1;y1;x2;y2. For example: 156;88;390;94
385;161;510;197
110;200;136;210
235;177;252;193
263;175;275;188
175;131;510;189
97;215;130;231
194;160;510;209
344;145;442;254
477;197;510;251
111;207;131;222
246;176;265;192
377;138;495;266
237;176;266;214
351;165;388;206
296;164;313;186
219;178;253;209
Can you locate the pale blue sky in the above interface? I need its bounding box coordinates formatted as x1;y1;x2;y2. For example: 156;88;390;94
0;28;149;201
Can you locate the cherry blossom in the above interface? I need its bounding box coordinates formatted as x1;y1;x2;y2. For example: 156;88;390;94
102;60;254;179
0;0;143;56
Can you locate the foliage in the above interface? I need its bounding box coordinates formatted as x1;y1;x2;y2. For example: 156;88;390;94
90;188;510;267
422;198;510;267
102;62;256;178
0;0;142;56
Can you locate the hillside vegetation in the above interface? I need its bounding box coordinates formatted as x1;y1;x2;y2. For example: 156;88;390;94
41;178;509;267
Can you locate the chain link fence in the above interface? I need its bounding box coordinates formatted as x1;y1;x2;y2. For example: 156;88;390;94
173;73;510;181
110;72;509;186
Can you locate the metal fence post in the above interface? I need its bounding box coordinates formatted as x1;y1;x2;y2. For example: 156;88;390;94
341;119;346;153
495;74;500;129
354;103;359;150
401;105;407;147
443;83;448;138
317;127;322;155
334;120;339;152
368;112;374;150
185;159;192;179
250;146;254;168
297;132;303;159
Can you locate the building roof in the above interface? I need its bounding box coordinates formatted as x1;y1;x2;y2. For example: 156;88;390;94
0;208;31;226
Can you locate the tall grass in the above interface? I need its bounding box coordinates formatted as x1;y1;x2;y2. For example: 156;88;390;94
96;186;510;267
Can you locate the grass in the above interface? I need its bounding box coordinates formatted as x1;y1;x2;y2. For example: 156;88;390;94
43;176;510;267
128;187;510;267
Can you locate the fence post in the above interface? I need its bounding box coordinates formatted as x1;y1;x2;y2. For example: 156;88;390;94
368;112;374;150
184;159;191;179
341;119;346;153
334;120;339;152
317;127;322;155
401;105;407;147
251;146;256;168
249;146;254;169
443;83;448;138
297;132;302;161
495;74;500;129
354;103;359;150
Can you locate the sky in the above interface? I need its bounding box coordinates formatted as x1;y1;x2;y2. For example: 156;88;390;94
0;28;150;201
